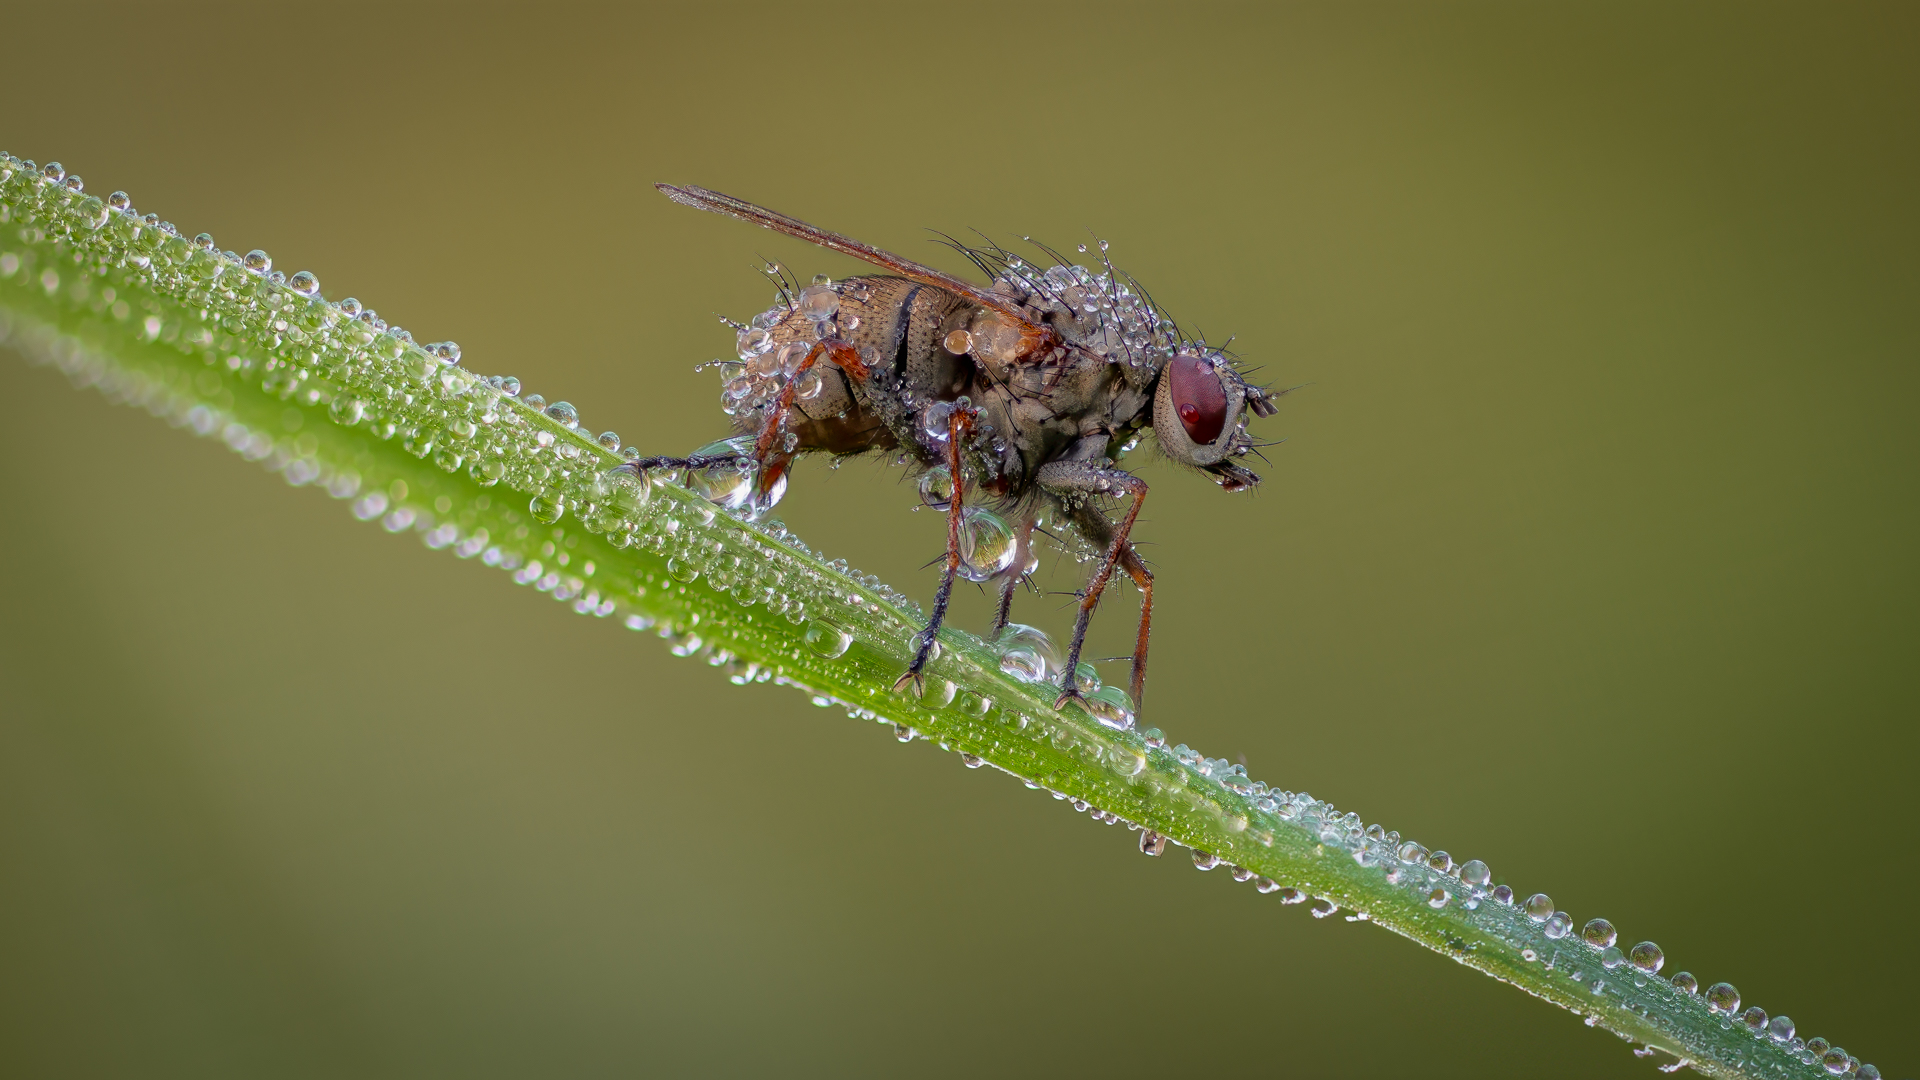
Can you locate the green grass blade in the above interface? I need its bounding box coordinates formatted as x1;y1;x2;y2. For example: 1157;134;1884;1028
0;153;1874;1080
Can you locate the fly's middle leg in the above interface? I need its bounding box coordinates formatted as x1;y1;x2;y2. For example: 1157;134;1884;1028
892;403;979;697
1035;461;1151;717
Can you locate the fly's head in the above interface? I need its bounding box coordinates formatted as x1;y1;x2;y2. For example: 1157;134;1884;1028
1151;349;1279;492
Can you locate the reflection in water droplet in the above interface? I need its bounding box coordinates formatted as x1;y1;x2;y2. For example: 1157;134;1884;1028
1582;918;1617;949
1543;912;1572;940
918;465;954;511
1523;893;1554;921
529;493;565;524
329;395;364;425
1741;1006;1768;1034
993;623;1059;683
1139;830;1166;856
1192;849;1220;871
1629;941;1664;974
1671;972;1698;994
1767;1015;1795;1044
957;506;1017;581
1081;685;1135;730
1460;859;1490;887
1310;898;1339;919
545;400;578;426
803;620;852;658
1427;887;1450;909
1706;982;1740;1014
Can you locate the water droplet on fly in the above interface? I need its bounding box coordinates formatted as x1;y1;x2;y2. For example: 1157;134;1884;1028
803;620;852;658
958;506;1016;581
918;465;954;511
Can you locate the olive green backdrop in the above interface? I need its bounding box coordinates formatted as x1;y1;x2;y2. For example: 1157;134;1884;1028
1;4;1914;1077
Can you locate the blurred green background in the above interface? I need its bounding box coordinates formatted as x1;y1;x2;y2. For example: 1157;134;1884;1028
2;4;1914;1077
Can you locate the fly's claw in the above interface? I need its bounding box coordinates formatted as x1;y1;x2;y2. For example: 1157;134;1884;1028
892;670;926;697
1053;687;1090;714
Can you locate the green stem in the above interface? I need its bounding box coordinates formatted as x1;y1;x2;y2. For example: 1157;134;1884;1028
0;153;1873;1080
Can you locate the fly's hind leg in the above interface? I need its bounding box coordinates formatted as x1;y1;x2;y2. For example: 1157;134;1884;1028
630;338;872;500
744;338;871;502
892;403;979;697
1034;460;1152;718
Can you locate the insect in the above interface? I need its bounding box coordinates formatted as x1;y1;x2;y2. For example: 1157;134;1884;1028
634;185;1282;723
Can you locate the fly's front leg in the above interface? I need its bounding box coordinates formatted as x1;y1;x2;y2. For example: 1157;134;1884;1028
892;403;979;697
1034;460;1149;715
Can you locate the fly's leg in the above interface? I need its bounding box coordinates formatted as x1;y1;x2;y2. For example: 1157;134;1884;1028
745;338;871;499
892;403;978;697
1034;461;1150;716
630;339;872;493
991;515;1039;636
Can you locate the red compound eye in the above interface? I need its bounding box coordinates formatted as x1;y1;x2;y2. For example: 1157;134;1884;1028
1168;354;1228;445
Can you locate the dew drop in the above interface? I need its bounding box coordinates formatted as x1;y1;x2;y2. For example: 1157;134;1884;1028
1672;971;1698;995
328;396;364;426
1523;893;1554;922
1705;982;1740;1014
1192;849;1220;871
1427;887;1450;909
288;270;320;296
1740;1006;1768;1035
545;401;579;427
1543;912;1572;940
243;249;271;272
1398;841;1430;865
1139;829;1166;856
957;506;1017;581
1460;859;1491;887
1629;941;1664;974
992;623;1059;683
1767;1015;1795;1043
803;619;852;658
529;493;565;524
917;465;954;511
1582;918;1617;949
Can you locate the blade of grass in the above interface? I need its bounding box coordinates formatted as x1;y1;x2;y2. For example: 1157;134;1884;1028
0;153;1877;1080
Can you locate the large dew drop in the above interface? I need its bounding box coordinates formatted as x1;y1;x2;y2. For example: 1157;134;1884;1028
993;624;1059;683
958;506;1017;582
803;619;852;658
685;436;757;510
529;492;565;524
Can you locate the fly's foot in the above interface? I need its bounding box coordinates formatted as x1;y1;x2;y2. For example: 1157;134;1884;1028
1053;687;1091;714
891;670;926;697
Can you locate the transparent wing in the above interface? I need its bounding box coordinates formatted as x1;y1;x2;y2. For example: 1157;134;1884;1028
657;184;1035;325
